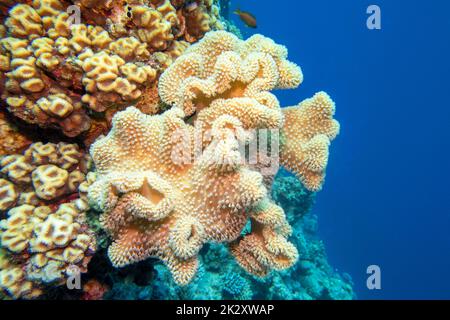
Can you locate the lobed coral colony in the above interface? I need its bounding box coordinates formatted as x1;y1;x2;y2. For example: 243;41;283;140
0;0;344;300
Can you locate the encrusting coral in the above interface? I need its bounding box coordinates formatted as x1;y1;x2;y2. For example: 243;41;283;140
0;142;91;211
87;31;340;285
0;0;224;139
0;247;43;299
0;143;96;299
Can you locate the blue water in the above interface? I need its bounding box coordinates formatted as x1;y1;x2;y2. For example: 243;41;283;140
230;0;450;299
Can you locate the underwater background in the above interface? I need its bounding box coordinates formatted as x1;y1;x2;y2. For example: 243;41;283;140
0;0;449;300
231;0;450;299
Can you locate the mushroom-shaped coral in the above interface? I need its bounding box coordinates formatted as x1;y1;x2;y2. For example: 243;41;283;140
88;105;294;285
158;30;303;143
280;92;340;191
88;30;340;285
0;141;96;299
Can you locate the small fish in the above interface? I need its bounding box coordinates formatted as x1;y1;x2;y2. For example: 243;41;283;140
234;9;257;28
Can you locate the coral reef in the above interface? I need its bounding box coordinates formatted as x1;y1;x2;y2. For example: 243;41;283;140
0;142;96;299
87;31;339;286
87;105;294;285
0;0;348;299
0;0;224;140
159;30;302;125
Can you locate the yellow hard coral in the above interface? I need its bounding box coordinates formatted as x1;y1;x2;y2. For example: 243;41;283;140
280;92;340;191
5;4;43;39
0;32;91;136
0;0;162;136
0;179;18;211
0;164;96;299
0;201;96;297
231;200;298;277
181;0;224;43
0;254;43;299
0;142;91;212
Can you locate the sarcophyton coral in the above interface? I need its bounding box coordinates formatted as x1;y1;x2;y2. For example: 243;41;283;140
88;31;339;285
280;92;340;191
159;30;339;191
0;0;224;139
0;142;96;299
95;0;223;45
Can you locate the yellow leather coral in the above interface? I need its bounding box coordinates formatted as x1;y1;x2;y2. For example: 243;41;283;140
280;92;340;191
88;105;297;285
88;30;340;285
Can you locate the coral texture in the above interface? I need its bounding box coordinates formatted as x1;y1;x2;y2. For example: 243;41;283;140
0;141;96;298
0;142;91;211
0;0;224;138
0;0;346;298
0;202;96;298
88;31;339;285
159;30;302;126
94;174;354;301
88;106;287;285
280;92;340;191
